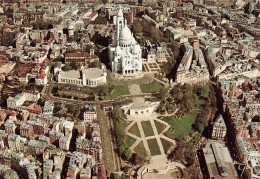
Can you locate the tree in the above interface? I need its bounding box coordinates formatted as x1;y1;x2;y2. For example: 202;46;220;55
140;36;146;44
111;173;121;179
133;21;143;34
31;39;37;47
121;174;126;179
185;101;194;112
31;22;39;30
90;60;101;68
56;55;62;62
142;20;151;34
0;33;16;47
74;31;79;41
183;164;201;179
62;64;71;71
133;153;146;165
99;85;109;97
67;104;77;114
115;121;126;145
167;104;175;113
37;97;45;106
119;142;127;155
159;86;169;99
171;41;180;59
201;85;211;98
111;105;123;121
54;102;64;113
169;142;185;161
88;93;95;101
174;91;183;103
184;143;195;166
168;95;175;104
150;27;160;42
70;63;80;70
123;148;132;161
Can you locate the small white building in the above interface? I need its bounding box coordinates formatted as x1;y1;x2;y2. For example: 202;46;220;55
83;105;97;123
43;101;54;116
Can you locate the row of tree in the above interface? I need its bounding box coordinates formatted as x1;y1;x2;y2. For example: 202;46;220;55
162;40;181;77
111;106;133;161
132;19;163;43
193;85;218;135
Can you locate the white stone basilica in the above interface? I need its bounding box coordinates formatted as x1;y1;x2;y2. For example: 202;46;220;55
109;7;142;76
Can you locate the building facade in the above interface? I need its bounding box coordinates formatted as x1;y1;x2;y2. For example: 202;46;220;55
109;7;142;76
57;68;107;87
83;105;97;123
212;115;227;140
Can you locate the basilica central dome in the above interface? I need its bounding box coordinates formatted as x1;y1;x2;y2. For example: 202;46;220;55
120;26;132;41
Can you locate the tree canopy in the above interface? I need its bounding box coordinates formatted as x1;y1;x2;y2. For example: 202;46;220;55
62;64;71;71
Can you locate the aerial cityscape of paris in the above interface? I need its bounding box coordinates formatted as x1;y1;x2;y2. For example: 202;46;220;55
0;0;259;178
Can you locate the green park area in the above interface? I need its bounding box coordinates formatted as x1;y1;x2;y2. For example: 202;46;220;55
126;135;136;148
161;138;171;153
140;80;162;93
141;121;154;137
104;85;129;100
154;120;165;134
129;123;141;137
147;139;161;156
134;141;148;158
163;111;200;141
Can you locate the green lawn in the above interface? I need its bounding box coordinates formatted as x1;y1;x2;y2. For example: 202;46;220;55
134;141;148;158
161;138;171;153
105;85;129;99
147;139;161;156
141;121;154;137
129;123;141;137
126;135;136;148
140;81;162;93
154;120;165;134
163;111;200;141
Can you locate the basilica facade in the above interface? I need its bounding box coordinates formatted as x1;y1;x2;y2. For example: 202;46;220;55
108;7;142;76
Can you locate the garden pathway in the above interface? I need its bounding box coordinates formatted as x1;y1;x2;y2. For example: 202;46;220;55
149;119;165;155
125;111;177;157
137;121;151;156
125;83;179;168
